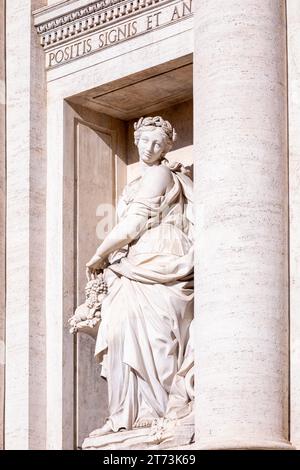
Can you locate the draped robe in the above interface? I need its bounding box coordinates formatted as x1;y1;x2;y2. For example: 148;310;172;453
95;165;194;431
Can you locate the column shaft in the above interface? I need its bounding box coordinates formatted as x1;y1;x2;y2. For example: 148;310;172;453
194;0;291;449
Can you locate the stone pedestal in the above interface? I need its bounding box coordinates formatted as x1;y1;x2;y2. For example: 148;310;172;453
194;0;292;449
82;416;195;450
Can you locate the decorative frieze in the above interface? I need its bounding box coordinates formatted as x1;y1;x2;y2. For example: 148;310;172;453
35;0;171;48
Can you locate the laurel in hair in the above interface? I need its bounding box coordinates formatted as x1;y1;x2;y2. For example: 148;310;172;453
134;116;177;149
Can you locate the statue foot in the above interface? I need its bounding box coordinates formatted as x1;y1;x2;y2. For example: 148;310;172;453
89;421;114;437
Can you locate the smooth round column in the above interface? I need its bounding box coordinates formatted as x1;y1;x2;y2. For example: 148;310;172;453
194;0;291;449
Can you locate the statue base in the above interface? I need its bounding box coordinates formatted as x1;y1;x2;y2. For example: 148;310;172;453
82;416;195;450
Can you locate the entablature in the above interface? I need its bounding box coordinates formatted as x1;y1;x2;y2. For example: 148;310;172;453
33;0;193;69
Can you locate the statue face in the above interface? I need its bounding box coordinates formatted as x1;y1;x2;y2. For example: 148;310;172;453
137;128;168;165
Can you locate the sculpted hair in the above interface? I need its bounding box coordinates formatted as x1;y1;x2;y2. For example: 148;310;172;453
134;116;177;156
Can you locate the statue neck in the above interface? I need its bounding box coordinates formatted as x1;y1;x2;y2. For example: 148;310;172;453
139;160;161;175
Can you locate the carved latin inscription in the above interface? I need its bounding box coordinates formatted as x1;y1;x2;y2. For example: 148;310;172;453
37;0;193;69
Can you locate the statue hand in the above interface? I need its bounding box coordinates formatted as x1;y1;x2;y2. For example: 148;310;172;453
86;254;107;280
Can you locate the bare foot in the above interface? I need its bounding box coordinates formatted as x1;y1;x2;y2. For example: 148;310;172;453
89;421;113;437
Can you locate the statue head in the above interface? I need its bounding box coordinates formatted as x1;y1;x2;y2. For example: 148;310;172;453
134;116;177;165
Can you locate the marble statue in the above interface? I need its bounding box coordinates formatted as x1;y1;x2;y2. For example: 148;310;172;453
71;116;194;449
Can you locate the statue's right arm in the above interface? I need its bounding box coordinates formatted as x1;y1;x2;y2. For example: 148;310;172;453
86;166;172;271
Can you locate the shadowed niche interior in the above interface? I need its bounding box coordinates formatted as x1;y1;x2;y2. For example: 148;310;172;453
66;54;194;448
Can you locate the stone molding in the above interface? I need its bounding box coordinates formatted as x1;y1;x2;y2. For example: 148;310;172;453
34;0;170;48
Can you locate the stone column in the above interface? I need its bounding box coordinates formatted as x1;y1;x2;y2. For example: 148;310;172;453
5;0;47;449
287;0;300;450
194;0;292;449
0;0;6;450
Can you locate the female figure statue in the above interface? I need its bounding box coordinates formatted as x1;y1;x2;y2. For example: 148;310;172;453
85;116;194;442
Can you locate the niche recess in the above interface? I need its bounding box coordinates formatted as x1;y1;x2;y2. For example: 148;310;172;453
65;53;193;447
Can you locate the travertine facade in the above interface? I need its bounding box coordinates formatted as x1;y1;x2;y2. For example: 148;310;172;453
0;0;300;450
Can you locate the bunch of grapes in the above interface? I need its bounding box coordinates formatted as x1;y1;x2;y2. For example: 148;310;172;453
85;275;108;309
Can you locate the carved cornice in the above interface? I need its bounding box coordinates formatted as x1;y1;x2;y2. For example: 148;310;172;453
36;1;122;34
35;0;168;48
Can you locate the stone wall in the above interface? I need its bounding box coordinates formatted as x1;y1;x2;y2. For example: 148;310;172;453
127;99;193;183
4;0;48;449
0;0;5;452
